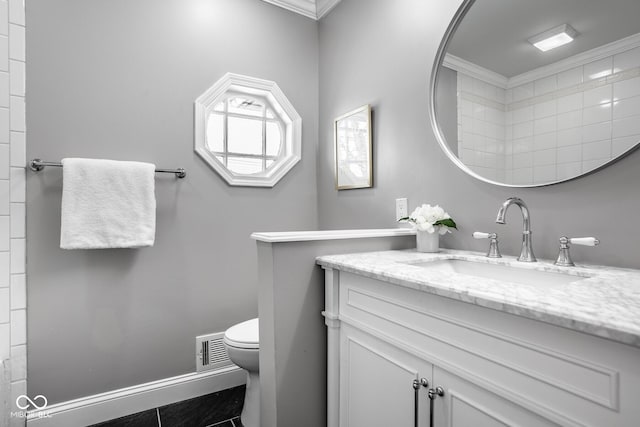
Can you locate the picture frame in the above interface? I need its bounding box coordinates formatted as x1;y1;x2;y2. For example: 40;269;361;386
334;104;373;190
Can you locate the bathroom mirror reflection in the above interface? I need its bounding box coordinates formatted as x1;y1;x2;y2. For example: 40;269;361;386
432;0;640;187
334;105;373;190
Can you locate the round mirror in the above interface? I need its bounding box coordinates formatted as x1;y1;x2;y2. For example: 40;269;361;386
431;0;640;187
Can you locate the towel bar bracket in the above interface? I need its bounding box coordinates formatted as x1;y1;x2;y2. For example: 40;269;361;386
29;158;187;178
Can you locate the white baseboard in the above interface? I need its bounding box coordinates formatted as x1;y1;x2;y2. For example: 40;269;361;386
26;366;246;427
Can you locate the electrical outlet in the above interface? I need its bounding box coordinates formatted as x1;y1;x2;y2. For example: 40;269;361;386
395;198;408;221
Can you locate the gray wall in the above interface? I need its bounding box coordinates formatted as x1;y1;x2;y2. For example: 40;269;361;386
26;0;319;403
257;235;415;427
26;0;640;409
318;0;640;269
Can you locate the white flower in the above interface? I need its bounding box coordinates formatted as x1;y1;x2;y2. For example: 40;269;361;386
406;203;453;234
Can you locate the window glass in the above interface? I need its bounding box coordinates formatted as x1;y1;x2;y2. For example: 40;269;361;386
194;73;301;186
228;117;263;155
228;96;264;118
206;114;225;153
266;122;282;156
227;157;264;175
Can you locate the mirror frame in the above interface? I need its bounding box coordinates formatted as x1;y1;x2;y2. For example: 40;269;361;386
334;104;373;190
429;0;640;188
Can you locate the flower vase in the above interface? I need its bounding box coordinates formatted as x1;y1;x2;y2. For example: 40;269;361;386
416;229;439;253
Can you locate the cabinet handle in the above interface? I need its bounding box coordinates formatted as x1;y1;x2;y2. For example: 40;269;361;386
428;386;444;427
413;378;428;427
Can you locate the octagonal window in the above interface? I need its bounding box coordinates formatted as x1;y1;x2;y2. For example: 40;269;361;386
195;73;302;187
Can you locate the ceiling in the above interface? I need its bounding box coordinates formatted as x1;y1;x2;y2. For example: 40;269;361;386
447;0;640;78
261;0;342;20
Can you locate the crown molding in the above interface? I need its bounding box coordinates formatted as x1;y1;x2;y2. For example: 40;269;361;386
261;0;342;20
507;32;640;88
445;32;640;90
316;0;342;19
442;54;509;89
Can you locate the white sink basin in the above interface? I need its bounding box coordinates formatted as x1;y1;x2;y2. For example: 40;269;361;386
409;258;591;287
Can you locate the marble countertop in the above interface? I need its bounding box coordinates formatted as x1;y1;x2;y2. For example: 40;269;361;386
316;249;640;348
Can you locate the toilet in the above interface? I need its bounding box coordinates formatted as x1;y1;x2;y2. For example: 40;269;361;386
224;318;259;427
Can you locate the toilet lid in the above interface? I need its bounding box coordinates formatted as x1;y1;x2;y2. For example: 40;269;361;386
224;318;259;349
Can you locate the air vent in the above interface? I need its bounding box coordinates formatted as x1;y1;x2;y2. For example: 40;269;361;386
196;332;233;372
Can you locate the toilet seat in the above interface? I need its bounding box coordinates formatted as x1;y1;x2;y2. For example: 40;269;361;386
224;318;259;349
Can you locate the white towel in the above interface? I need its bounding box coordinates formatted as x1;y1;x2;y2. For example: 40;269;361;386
60;158;156;249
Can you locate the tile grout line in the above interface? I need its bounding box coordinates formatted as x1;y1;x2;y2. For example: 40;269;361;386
156;408;162;427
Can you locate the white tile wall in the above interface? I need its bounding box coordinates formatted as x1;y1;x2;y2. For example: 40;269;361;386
583;139;612;161
557;92;583;113
614;95;640;119
582;121;612;144
612;135;639;156
0;36;8;72
557;110;582;130
0;0;27;417
9;130;22;166
512;82;534;102
0;107;8;143
0;287;9;323
457;73;506;180
533;132;556;151
614;47;640;73
0;71;9;108
557;144;581;164
583;84;612;106
557;66;583;89
584;57;613;80
583;103;611;125
8;24;23;62
10;238;24;274
0;215;9;251
557;161;582;180
614;76;640;100
556;128;582;147
9;273;23;309
10;343;25;380
0;322;9;359
458;44;640;185
534;75;557;96
0;252;9;287
0;143;8;179
9;309;24;345
8;0;23;27
612;116;640;139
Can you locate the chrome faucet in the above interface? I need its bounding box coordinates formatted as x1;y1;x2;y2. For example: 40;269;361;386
495;197;537;262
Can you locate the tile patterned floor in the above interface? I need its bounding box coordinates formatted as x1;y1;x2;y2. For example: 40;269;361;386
89;385;245;427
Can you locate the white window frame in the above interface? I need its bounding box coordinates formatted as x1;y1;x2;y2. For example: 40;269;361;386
195;73;302;187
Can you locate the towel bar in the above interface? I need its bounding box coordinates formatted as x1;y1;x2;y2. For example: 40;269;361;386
29;159;187;178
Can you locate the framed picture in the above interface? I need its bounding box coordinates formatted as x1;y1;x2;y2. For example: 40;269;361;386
334;104;372;190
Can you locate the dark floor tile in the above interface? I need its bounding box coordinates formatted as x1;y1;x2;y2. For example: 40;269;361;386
231;417;243;427
158;385;245;427
88;409;158;427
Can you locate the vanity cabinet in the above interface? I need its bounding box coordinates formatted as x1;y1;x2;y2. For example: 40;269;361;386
338;324;433;426
322;268;640;427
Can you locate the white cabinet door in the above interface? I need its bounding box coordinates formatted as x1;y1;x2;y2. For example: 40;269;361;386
340;325;433;427
432;367;559;427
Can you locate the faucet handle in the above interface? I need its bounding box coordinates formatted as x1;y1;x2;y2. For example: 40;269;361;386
473;232;492;239
473;232;502;258
555;236;600;267
566;237;600;247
